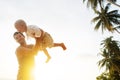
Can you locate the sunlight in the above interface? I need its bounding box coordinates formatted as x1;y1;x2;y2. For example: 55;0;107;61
34;64;56;80
34;53;100;80
34;53;65;80
34;53;60;80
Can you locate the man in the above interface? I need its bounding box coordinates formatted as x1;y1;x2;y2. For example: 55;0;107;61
13;32;39;80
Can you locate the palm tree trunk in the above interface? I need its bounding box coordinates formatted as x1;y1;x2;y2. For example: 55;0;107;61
107;0;120;7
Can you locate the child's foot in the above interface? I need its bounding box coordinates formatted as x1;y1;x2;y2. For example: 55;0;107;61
45;57;51;63
61;43;67;50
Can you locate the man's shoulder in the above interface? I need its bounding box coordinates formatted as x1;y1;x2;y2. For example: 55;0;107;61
16;46;21;50
15;44;34;54
15;46;22;55
16;44;34;49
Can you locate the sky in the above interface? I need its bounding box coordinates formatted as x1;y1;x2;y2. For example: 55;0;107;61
0;0;119;80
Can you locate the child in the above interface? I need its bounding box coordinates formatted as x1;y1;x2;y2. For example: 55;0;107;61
14;19;67;63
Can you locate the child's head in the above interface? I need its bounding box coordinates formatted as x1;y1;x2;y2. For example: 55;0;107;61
14;19;27;32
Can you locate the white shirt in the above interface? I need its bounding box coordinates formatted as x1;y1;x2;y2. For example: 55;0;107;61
26;25;42;38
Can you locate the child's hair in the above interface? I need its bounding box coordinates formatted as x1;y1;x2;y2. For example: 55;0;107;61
13;32;25;37
14;19;26;26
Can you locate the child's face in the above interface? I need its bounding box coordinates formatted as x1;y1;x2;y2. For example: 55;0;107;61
15;23;26;32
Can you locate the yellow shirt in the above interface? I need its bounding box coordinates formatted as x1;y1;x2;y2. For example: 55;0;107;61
16;45;35;80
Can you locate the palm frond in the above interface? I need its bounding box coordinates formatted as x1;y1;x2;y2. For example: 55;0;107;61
92;16;100;22
104;3;111;13
94;20;102;30
108;10;118;15
83;0;86;3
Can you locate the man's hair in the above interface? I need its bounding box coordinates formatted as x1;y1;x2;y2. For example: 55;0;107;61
13;32;25;37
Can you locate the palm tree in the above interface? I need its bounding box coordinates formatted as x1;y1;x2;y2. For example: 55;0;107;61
107;0;120;8
83;0;120;9
92;3;120;33
83;0;120;34
98;36;120;75
96;71;120;80
96;72;110;80
83;0;104;10
101;36;120;55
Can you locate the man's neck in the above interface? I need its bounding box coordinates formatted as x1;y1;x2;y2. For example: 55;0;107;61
20;42;27;47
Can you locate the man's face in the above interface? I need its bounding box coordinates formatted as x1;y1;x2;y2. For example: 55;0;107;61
14;33;25;44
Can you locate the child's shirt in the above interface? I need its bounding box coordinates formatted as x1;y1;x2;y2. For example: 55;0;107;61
26;25;42;38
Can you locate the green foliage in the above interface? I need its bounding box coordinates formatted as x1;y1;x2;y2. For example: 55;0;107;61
96;71;120;80
97;36;120;79
83;0;120;33
83;0;120;79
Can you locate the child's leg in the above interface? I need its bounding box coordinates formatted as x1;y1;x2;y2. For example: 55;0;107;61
53;43;67;50
43;48;51;63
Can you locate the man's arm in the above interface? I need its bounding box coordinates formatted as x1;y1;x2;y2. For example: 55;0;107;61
32;37;41;55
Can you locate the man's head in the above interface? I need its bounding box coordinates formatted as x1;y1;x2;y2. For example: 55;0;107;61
13;32;25;44
14;19;27;32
